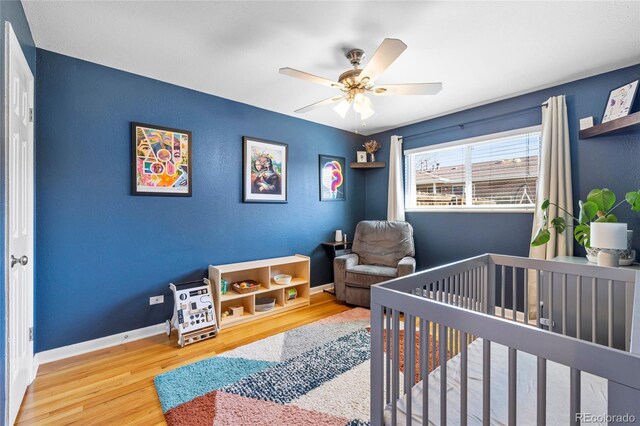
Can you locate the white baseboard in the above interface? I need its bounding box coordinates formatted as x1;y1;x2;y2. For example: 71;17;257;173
36;284;335;365
36;322;166;365
310;283;334;294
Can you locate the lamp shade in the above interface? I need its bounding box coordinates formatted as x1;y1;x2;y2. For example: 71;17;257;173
590;222;627;250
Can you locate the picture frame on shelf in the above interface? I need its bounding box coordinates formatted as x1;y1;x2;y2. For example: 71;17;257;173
243;137;288;203
319;154;345;202
602;80;638;123
131;122;192;196
356;151;367;163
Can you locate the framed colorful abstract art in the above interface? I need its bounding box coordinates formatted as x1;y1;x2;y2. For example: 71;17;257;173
243;137;288;203
131;122;192;196
319;155;345;202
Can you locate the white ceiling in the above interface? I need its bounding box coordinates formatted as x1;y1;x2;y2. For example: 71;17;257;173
22;1;640;135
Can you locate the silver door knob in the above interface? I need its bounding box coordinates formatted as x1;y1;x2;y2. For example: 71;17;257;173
10;255;28;268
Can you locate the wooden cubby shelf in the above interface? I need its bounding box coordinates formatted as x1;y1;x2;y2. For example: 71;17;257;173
350;161;385;169
579;112;640;139
208;254;310;329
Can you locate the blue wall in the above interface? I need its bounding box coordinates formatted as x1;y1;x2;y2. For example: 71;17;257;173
35;50;364;352
0;0;35;420
365;65;640;270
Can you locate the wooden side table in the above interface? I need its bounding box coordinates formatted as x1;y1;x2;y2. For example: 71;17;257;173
321;241;352;295
321;241;352;259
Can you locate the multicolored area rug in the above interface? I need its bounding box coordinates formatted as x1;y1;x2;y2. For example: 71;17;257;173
154;308;440;425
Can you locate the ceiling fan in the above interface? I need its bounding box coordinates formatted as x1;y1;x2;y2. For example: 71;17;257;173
279;38;442;121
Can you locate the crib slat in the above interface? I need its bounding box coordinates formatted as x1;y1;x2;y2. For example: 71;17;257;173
592;277;597;343
470;270;475;312
475;268;482;311
537;357;547;426
454;274;459;354
483;339;491;425
508;348;517;426
385;308;391;405
501;265;506;318
537;270;543;328
440;324;448;426
419;318;425;379
391;310;400;426
548;271;553;332
421;319;429;424
570;368;581;426
562;274;567;335
576;276;582;340
404;314;413;426
432;321;437;368
460;331;468;426
371;303;385;426
524;268;529;324
608;280;613;348
512;267;517;321
626;281;632;352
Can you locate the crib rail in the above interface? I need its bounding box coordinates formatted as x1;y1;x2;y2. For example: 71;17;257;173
370;254;640;426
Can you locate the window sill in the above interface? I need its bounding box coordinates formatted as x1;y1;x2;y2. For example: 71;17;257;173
405;207;534;214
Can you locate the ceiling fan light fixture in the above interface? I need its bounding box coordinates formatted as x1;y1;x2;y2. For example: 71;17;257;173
359;103;375;120
281;38;442;124
333;99;350;118
353;92;375;120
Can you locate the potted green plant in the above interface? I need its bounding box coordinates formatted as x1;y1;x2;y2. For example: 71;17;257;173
531;188;640;262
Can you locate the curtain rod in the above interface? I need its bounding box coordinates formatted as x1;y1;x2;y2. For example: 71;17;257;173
401;102;548;141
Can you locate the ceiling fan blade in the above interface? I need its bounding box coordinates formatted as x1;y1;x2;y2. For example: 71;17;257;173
295;96;346;113
372;83;443;96
279;67;344;89
359;38;407;85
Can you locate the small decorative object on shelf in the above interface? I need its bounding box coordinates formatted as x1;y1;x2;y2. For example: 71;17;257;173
231;280;261;294
287;288;297;300
255;297;276;312
602;80;638;123
335;229;343;242
579;116;594;130
221;279;228;295
273;274;292;285
363;139;381;162
356;151;367;163
229;306;244;316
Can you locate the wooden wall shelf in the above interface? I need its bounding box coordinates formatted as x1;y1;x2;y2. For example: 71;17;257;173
350;162;385;169
579;112;640;139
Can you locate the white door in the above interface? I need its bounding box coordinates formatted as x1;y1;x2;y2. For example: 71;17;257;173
4;22;34;425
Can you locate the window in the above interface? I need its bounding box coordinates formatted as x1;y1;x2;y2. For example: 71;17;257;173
404;126;541;212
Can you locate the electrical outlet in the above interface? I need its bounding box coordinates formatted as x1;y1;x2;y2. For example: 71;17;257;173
149;295;164;305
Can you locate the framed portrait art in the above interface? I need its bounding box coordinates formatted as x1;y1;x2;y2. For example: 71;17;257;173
131;122;192;196
319;155;345;202
243;137;288;203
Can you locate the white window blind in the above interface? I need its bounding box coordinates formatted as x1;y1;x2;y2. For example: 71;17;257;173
404;126;541;212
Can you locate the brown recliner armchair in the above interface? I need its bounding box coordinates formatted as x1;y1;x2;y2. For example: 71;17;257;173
334;220;415;307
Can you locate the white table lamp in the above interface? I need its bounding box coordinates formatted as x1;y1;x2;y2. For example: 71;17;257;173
590;222;627;267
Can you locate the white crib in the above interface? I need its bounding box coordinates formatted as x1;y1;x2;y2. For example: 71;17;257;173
370;254;640;425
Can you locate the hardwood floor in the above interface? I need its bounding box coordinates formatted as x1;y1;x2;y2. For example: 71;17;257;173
16;292;351;425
